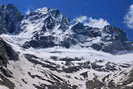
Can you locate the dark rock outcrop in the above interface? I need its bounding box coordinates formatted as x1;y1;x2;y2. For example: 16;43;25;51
0;38;18;89
0;38;18;64
0;4;23;34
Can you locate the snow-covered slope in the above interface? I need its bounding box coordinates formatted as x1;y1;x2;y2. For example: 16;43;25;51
0;34;133;89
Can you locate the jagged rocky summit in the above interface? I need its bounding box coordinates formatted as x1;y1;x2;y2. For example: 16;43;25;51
18;6;132;53
0;4;132;89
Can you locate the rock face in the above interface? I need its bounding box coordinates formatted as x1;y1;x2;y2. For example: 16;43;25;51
0;38;18;89
0;38;18;66
71;24;128;53
0;4;23;34
21;8;70;48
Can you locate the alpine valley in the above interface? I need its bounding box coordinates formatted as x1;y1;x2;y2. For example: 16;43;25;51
0;4;133;89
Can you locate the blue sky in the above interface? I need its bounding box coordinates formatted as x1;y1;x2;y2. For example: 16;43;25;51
2;0;133;40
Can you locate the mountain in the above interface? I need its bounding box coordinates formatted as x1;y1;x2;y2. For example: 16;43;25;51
17;7;132;53
0;4;132;89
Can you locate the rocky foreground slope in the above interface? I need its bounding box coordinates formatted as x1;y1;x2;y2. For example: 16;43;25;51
0;4;132;89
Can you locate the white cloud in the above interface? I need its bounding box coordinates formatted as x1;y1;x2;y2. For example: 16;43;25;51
75;16;110;28
86;17;110;28
76;16;88;23
124;4;133;29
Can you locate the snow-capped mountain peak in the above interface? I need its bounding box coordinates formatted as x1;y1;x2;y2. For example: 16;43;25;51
17;7;132;53
34;7;49;14
19;7;69;39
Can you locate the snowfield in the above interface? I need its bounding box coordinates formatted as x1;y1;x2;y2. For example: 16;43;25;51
2;34;133;63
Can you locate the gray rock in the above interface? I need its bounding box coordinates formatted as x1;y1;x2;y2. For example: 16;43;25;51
0;4;23;34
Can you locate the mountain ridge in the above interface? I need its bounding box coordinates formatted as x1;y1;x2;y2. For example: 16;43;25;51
17;6;133;53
